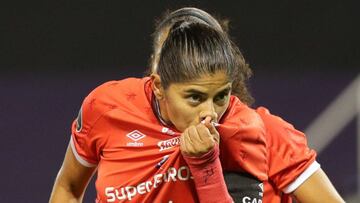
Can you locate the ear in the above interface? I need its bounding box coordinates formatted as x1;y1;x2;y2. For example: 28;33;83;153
151;73;164;100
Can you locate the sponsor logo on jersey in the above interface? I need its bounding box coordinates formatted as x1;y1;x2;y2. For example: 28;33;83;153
258;183;263;192
105;165;193;202
155;155;169;169
126;130;146;146
157;137;180;151
258;182;264;197
161;127;176;135
242;196;262;203
242;182;263;203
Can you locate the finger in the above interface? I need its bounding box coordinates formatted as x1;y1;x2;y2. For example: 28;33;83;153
188;125;205;153
200;120;220;144
203;116;212;128
213;132;220;144
196;124;215;147
206;120;218;135
196;124;212;140
186;126;197;145
208;124;220;144
180;127;196;155
180;128;193;153
189;125;204;143
203;116;218;133
179;128;188;152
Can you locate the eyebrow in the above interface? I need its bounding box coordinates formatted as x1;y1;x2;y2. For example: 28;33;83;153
184;86;232;95
215;87;232;95
184;89;207;95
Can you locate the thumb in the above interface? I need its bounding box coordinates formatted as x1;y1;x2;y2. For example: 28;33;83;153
203;117;220;143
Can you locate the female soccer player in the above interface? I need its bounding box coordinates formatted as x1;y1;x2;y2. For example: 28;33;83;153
49;7;344;203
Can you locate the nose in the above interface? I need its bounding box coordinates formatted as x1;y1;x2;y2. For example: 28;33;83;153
199;100;218;122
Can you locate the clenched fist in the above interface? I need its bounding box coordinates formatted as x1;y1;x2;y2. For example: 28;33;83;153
180;117;220;157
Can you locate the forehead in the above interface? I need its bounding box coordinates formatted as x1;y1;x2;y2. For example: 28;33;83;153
168;71;231;92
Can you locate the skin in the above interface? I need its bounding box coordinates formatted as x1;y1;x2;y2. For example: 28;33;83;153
152;71;231;156
293;168;345;202
180;117;220;156
152;71;232;132
50;71;345;202
49;145;96;203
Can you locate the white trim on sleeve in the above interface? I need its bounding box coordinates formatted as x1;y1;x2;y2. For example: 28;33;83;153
282;161;321;194
70;136;97;167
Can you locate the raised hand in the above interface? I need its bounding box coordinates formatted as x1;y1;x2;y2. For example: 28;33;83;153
180;116;219;157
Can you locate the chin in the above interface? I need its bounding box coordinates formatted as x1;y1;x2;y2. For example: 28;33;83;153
173;124;187;133
176;126;186;133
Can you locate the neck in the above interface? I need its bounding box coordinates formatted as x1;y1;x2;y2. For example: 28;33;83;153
153;95;172;126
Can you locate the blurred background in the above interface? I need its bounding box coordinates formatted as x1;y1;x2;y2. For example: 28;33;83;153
1;0;359;202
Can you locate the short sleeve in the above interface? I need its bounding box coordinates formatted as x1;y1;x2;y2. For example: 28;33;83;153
70;84;114;167
219;98;268;182
256;107;318;193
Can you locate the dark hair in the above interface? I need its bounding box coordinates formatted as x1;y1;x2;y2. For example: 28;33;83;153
148;7;254;105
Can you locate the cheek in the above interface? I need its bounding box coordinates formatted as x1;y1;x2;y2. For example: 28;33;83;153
170;105;195;122
167;101;198;129
216;103;230;119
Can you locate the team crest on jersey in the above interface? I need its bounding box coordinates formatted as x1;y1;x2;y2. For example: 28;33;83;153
126;130;146;147
76;107;83;132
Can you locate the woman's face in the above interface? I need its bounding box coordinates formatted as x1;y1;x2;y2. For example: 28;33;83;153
158;71;232;132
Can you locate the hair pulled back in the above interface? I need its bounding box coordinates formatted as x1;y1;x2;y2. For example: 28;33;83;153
149;7;254;105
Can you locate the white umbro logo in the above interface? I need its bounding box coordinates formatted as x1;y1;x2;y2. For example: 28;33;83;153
126;130;146;141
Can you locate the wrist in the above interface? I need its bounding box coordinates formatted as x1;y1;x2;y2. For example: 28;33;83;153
182;144;233;203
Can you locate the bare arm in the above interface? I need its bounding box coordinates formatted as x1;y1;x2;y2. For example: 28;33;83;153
293;168;345;203
49;144;97;203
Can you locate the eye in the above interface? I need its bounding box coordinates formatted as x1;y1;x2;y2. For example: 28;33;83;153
214;92;229;105
187;94;202;104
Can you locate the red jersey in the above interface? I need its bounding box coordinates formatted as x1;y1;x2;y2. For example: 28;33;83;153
256;107;319;203
70;77;268;203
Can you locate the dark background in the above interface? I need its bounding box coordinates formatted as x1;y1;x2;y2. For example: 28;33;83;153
1;0;359;202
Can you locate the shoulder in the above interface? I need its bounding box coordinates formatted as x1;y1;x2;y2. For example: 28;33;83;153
220;96;268;181
255;107;293;129
255;107;318;191
80;77;150;126
87;77;148;101
85;77;149;108
223;96;265;130
255;107;315;169
255;107;307;146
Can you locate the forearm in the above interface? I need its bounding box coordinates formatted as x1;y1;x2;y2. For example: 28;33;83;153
183;145;233;203
49;183;82;203
49;145;96;203
292;168;345;203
